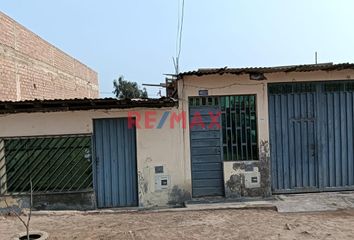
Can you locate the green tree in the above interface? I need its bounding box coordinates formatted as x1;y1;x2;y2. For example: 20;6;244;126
113;76;148;99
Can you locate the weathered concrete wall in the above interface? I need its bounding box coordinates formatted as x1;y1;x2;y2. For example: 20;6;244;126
32;192;95;210
0;191;95;213
224;140;271;198
0;195;26;214
0;11;99;101
0;107;188;208
180;69;354;198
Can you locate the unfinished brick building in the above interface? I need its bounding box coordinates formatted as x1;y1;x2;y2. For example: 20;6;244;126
0;11;99;101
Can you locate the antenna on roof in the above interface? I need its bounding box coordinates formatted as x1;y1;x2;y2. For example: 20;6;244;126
315;52;318;64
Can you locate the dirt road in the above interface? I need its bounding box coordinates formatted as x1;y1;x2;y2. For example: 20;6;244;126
1;209;354;239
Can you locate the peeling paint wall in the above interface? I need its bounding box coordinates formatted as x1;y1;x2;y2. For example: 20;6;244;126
137;157;191;208
223;140;271;198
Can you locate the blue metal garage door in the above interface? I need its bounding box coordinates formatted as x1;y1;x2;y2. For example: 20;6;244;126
189;97;224;197
93;118;138;208
320;82;354;189
269;81;354;193
269;83;318;192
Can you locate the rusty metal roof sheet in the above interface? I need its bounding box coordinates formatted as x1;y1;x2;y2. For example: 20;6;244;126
178;63;354;78
0;97;177;114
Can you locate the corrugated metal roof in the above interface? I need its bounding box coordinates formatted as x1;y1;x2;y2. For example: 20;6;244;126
178;63;354;78
0;97;177;114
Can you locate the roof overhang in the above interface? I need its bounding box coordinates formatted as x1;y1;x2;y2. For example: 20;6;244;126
178;63;354;79
0;98;177;114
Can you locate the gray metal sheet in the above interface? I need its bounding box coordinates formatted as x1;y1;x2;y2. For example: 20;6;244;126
190;104;224;198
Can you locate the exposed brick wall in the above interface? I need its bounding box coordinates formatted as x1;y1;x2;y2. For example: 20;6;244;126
0;11;99;101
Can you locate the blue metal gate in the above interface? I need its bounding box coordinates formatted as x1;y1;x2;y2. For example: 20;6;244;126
93;118;138;208
269;83;318;192
269;82;354;193
189;97;224;197
320;83;354;189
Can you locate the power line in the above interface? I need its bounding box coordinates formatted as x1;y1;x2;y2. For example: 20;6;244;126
176;0;181;58
174;0;185;74
177;0;185;62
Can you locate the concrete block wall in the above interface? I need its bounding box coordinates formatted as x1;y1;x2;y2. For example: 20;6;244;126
0;11;99;101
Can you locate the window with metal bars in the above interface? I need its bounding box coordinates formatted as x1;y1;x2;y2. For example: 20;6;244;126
323;82;354;92
189;95;259;161
189;96;219;107
268;83;316;94
221;95;258;161
0;135;93;195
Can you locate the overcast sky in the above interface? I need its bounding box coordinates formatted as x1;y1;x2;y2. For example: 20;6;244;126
1;0;354;97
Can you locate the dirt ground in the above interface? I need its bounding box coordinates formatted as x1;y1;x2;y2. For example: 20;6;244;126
1;209;354;240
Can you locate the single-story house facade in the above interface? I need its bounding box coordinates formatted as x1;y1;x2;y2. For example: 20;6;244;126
179;63;354;199
0;98;187;210
1;63;354;210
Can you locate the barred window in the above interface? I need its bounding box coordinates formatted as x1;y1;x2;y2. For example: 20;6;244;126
323;82;354;92
189;95;259;161
268;83;315;94
221;95;258;161
189;96;219;107
0;135;92;195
